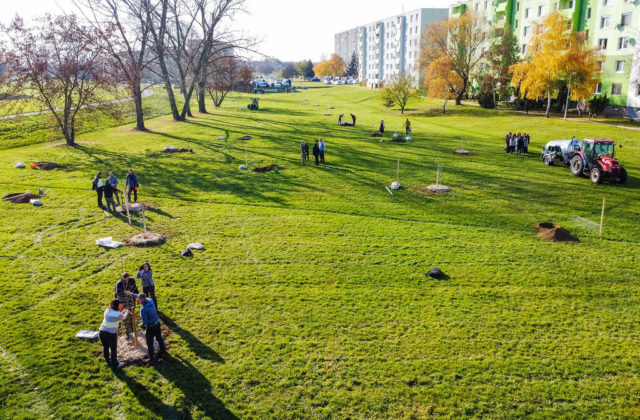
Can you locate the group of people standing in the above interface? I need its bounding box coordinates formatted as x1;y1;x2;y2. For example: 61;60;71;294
378;119;411;135
338;114;356;127
92;168;140;213
300;139;326;165
504;132;530;155
98;261;165;369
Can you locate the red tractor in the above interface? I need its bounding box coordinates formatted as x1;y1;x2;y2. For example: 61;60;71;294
569;138;627;184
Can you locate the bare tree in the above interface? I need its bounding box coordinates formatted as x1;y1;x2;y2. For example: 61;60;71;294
80;0;154;131
0;15;118;146
206;56;250;107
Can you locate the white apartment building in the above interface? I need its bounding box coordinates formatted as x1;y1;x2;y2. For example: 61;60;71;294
334;8;448;86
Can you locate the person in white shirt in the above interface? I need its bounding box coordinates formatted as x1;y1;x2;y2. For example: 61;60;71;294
92;171;105;209
99;299;129;368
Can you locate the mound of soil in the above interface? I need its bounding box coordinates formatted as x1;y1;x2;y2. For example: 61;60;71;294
162;148;193;153
369;132;382;138
535;223;579;242
391;137;407;143
238;135;253;140
253;164;283;173
3;192;42;204
454;149;471;155
94;325;170;366
128;232;166;247
116;203;147;213
32;162;63;170
323;113;332;116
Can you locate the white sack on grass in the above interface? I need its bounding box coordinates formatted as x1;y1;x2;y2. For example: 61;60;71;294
96;237;123;248
16;162;26;168
164;146;175;151
187;243;204;250
30;199;43;206
75;330;99;340
390;182;401;190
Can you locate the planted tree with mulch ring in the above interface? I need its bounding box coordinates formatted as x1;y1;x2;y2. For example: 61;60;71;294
31;162;64;170
253;164;284;173
128;232;166;247
3;192;42;203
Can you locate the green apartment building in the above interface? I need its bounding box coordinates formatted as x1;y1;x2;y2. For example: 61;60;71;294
451;0;640;116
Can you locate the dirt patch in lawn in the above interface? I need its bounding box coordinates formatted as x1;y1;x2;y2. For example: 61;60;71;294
3;192;42;204
32;162;63;170
238;135;253;140
128;232;166;247
253;164;283;173
369;132;382;138
162;148;193;153
535;223;579;242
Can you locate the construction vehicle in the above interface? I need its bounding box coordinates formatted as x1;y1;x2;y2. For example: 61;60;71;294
568;138;627;184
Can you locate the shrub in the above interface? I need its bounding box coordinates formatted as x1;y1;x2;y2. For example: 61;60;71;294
588;95;610;117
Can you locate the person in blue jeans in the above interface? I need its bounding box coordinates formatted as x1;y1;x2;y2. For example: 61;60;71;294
103;181;117;213
107;171;120;206
136;261;157;309
319;139;326;163
128;292;166;362
126;168;139;203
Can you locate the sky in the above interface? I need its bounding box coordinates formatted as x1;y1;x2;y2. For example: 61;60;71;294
2;0;458;62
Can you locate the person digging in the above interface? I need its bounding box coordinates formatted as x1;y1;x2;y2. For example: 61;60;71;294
115;273;139;340
127;292;166;363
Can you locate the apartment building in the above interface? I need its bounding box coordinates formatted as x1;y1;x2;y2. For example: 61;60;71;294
334;8;448;86
451;0;640;114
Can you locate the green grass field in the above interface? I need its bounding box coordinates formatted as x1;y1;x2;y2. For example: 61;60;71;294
1;84;639;418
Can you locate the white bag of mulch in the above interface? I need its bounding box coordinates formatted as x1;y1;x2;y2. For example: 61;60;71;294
164;146;175;151
239;165;248;170
390;182;401;190
16;162;26;169
218;136;225;140
406;136;412;142
187;242;204;250
30;199;43;206
96;237;123;248
75;330;99;340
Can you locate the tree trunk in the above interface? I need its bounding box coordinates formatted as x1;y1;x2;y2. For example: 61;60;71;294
197;70;207;113
545;91;551;118
132;82;146;131
157;52;182;121
456;78;467;105
443;99;447;114
180;85;196;120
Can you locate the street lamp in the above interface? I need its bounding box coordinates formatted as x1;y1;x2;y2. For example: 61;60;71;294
564;71;577;120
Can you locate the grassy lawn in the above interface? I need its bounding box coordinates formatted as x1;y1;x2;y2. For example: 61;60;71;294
0;84;639;418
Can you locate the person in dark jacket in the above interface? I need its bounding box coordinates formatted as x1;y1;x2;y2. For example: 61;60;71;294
126;169;139;203
379;120;385;135
115;273;139;339
351;114;356;126
107;171;120;206
103;181;117;213
300;140;307;165
128;292;166;362
304;141;310;160
92;171;105;209
137;261;157;309
312;139;320;165
338;114;343;126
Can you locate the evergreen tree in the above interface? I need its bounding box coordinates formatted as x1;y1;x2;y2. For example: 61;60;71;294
346;52;359;78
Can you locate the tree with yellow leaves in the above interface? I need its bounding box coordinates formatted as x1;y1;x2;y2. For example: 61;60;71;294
313;54;346;77
424;57;464;114
510;11;600;117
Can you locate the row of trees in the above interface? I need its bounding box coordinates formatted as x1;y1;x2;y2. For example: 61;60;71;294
313;53;357;78
0;0;254;146
419;11;600;116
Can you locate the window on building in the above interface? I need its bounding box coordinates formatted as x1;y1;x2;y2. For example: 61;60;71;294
611;83;622;96
599;61;605;72
616;60;624;73
568;0;574;8
637;84;640;96
601;16;610;28
484;1;488;9
619;37;629;49
598;38;608;50
621;13;632;28
525;8;530;18
524;26;531;36
595;83;602;94
586;8;591;19
515;20;518;28
603;0;611;5
475;3;479;11
538;6;545;16
522;44;527;54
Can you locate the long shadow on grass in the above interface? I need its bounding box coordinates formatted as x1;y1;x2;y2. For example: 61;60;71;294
160;313;224;362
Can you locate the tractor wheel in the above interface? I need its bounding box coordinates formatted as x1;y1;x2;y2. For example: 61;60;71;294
570;155;584;177
590;167;603;184
544;155;553;166
614;167;628;184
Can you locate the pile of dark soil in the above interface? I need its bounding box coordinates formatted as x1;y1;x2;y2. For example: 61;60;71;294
253;164;283;173
391;137;407;143
162;148;193;153
3;192;42;204
32;162;63;170
535;223;579;242
128;232;166;247
369;132;382;138
238;135;253;140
